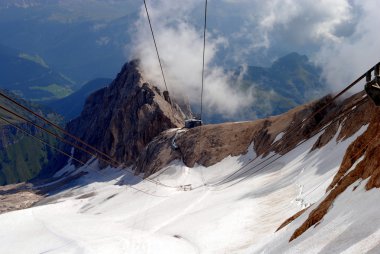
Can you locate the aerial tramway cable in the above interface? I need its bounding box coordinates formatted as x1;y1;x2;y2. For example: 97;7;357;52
198;0;209;187
143;0;169;93
4;0;375;195
0;103;176;189
214;95;369;191
281;97;380;224
204;62;380;189
0;104;118;167
200;0;208;122
0;114;170;198
0;114;91;168
189;62;378;191
0;91;119;166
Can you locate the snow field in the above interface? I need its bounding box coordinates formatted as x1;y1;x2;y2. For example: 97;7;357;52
0;124;374;253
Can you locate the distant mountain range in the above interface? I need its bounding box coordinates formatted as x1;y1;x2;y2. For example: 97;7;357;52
242;52;326;118
0;2;327;124
0;44;75;101
205;52;327;122
0;1;139;83
0;41;326;123
42;53;326;125
47;78;112;120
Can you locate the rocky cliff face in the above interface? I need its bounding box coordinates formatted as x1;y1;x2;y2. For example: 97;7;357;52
0;124;22;149
66;60;190;168
0;90;59;185
0;120;57;185
135;94;341;177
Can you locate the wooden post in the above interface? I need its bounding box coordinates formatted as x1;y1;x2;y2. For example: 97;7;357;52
366;71;372;82
375;63;380;77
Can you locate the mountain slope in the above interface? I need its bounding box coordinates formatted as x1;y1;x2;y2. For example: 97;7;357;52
0;2;139;83
0;89;61;185
47;78;112;120
240;52;326;118
0;44;74;101
60;60;190;170
0;89;376;253
0;59;379;253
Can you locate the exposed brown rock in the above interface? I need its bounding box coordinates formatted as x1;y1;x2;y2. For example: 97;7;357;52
311;121;339;150
272;95;337;155
276;207;309;232
66;60;190;168
135;95;346;177
0;183;42;214
282;93;380;242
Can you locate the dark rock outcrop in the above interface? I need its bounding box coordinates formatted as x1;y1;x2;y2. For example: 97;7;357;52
0;124;23;149
66;60;190;168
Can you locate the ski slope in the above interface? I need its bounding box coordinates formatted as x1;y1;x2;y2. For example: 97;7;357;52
0;125;376;254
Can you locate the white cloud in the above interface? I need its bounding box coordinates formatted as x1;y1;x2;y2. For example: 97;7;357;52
96;36;110;46
218;0;378;92
128;0;378;109
314;0;380;91
130;0;253;117
221;0;354;64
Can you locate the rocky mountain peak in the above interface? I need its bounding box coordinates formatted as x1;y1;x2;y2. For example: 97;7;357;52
65;60;190;168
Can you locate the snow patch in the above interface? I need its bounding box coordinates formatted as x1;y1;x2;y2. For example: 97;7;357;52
273;132;284;143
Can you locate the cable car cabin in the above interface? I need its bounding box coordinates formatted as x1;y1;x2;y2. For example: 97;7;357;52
365;65;380;106
185;119;202;129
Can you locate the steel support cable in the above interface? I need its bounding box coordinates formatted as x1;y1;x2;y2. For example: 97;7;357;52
200;0;208;121
190;95;368;191
219;95;369;189
206;62;379;188
0;82;180;189
0;90;120;166
0;91;166;187
225;95;373;214
213;96;369;191
143;0;169;93
0;104;176;189
197;0;209;187
0;114;170;198
215;102;376;224
0;114;91;168
302;98;377;199
0;104;118;167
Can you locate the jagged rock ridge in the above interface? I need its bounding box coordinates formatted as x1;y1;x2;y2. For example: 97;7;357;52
66;60;190;168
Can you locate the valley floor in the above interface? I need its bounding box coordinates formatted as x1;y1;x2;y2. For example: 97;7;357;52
0;125;378;253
